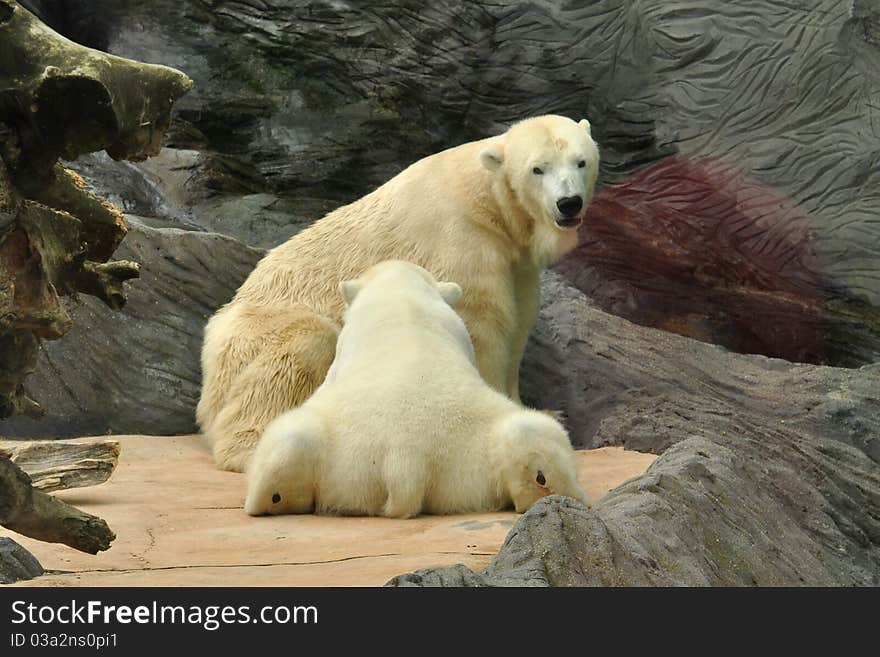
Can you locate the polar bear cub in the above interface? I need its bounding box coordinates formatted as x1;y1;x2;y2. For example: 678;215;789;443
245;260;589;517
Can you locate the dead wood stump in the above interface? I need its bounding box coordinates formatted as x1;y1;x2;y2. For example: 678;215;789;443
0;0;191;419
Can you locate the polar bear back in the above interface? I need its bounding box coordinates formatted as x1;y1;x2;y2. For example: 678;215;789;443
246;260;517;515
245;259;589;516
228;139;497;316
302;380;513;515
309;262;513;514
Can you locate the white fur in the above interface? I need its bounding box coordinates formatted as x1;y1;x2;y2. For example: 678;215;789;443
200;114;600;472
244;261;590;518
479;115;599;265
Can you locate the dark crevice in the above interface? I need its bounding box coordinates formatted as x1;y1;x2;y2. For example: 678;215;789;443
0;2;13;24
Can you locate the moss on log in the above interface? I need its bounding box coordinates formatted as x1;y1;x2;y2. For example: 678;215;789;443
0;1;192;166
0;0;191;418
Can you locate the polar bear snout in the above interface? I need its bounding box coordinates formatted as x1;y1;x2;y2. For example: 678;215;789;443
555;195;584;228
556;195;583;217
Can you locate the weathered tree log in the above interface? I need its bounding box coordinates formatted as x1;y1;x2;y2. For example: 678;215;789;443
4;219;266;437
0;151;15;234
0;331;44;419
0;0;191;419
0;439;120;492
0;2;192;169
0;456;115;554
29;165;129;263
75;259;141;311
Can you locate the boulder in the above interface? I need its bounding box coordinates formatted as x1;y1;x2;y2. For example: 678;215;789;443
521;273;879;462
391;416;880;586
392;276;880;586
0;536;43;584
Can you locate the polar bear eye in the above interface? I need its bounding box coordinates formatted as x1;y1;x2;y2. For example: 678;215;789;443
272;493;281;504
532;166;544;175
577;160;586;168
536;471;547;487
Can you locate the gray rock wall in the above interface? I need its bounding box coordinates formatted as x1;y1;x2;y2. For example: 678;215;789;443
6;0;880;587
24;1;880;275
2;218;263;437
18;0;878;366
392;280;880;586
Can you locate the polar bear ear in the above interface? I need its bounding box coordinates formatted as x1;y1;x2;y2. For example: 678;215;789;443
479;141;505;172
578;118;592;136
338;279;363;305
437;281;462;306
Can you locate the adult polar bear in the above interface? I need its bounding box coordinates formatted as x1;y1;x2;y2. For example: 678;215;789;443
199;114;600;472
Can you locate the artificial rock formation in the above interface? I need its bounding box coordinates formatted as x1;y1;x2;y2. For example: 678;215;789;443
21;0;880;367
0;536;43;584
4;0;878;587
6;0;879;438
389;274;880;586
0;0;191;420
558;158;880;367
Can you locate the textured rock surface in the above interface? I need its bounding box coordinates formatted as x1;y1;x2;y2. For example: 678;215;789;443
389;358;880;586
22;1;880;366
391;288;880;586
521;273;880;462
2;218;264;437
557;158;880;367
0;536;43;584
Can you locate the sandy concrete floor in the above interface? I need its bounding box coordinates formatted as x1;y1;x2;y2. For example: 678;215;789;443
4;435;656;587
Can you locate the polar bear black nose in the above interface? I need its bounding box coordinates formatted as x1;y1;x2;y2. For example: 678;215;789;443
557;196;583;218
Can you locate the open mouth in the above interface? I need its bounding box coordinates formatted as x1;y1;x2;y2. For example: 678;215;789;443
555;215;582;229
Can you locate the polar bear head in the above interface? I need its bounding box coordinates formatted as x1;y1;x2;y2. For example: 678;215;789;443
480;114;600;266
334;260;476;369
338;260;462;308
244;408;326;516
497;410;592;513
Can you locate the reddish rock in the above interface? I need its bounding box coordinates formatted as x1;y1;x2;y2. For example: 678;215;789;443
556;157;877;366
